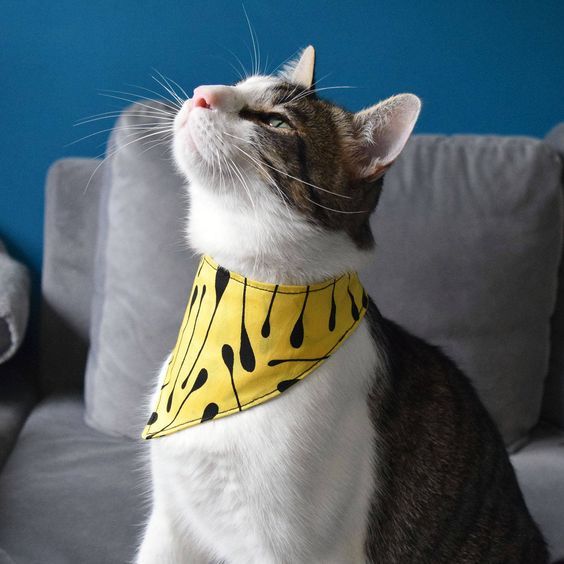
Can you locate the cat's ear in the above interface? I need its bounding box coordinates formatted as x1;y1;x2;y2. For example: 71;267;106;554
352;94;421;181
280;46;316;88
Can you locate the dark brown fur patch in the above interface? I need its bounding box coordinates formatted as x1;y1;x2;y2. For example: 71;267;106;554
240;81;383;248
364;299;548;563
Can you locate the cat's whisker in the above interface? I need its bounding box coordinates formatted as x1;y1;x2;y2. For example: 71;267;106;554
83;128;174;195
270;48;302;76
229;139;368;215
137;133;175;156
221;140;293;218
98;93;178;116
160;73;190;103
99;89;180;112
290;85;357;104
67;123;173;147
75;110;174;126
230;157;256;210
212;54;244;82
75;113;173;127
151;69;185;107
224;132;352;200
242;5;259;76
140;137;174;155
151;72;183;106
214;42;249;81
124;83;186;109
303;196;369;215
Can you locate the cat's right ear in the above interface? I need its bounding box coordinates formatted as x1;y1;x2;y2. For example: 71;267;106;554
352;94;421;181
279;46;316;89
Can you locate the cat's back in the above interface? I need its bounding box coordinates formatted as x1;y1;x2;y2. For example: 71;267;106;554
365;299;548;563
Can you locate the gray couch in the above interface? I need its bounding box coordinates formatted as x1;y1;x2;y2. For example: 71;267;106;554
1;102;563;563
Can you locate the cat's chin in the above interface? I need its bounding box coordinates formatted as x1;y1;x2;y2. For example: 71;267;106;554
185;180;373;285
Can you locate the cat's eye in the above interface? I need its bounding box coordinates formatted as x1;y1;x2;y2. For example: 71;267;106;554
267;116;291;129
239;108;294;131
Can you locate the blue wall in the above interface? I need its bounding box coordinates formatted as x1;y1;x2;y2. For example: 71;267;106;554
1;0;564;282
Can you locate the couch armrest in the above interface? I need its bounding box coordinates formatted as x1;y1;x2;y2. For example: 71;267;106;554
0;352;37;471
0;241;30;365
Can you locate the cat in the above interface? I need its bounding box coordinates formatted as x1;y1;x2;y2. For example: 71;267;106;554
136;46;548;563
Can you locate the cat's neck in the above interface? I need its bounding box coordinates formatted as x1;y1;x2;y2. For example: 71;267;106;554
186;182;372;286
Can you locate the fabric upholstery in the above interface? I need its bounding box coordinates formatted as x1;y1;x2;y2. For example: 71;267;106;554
84;102;563;449
84;102;199;439
511;423;564;559
366;135;563;449
0;240;30;364
543;123;564;429
0;395;148;564
0;355;37;471
40;158;106;393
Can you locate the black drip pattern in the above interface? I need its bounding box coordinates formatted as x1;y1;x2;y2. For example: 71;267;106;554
222;343;241;410
348;275;360;321
154;267;230;435
215;266;230;304
240;279;256;372
268;356;329;366
166;284;206;404
183;367;208;391
290;286;310;348
277;379;298;393
201;402;219;422
261;284;279;338
329;279;337;331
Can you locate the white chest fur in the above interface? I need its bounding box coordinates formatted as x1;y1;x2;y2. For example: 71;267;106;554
143;320;381;564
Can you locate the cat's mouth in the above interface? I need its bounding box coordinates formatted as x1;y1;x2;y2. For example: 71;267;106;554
174;101;216;161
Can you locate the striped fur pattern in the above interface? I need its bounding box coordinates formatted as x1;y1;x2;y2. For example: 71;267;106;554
365;300;548;562
138;47;549;563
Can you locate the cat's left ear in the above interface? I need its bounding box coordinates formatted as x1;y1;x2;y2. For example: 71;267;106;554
352;94;421;181
280;46;315;89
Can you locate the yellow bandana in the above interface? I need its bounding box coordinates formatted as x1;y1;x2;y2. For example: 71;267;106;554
142;256;367;439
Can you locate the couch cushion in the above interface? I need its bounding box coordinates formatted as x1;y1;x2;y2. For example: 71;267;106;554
511;423;564;560
85;101;563;448
368;135;563;449
84;102;199;439
0;395;148;564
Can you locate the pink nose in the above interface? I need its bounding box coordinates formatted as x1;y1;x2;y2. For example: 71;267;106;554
193;90;211;109
191;85;241;112
192;86;219;110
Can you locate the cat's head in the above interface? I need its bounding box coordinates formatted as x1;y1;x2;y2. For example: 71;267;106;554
173;47;420;280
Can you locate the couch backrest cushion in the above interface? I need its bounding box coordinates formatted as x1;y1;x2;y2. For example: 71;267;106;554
84;102;563;448
84;103;199;438
367;135;562;450
543;123;564;429
40;158;106;393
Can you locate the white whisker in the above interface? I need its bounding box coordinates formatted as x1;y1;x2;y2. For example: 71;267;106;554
242;5;259;76
152;69;185;107
75;109;173;126
98;93;176;116
67;123;173;146
224;132;351;200
99;89;180;111
83;128;173;195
